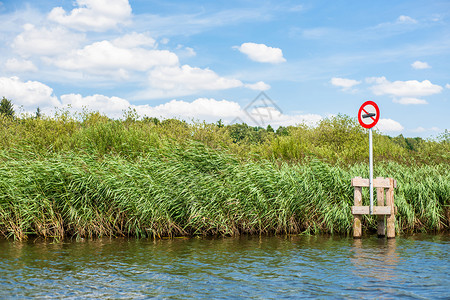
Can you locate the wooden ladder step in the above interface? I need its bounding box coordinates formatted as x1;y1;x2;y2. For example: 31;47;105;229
351;206;391;215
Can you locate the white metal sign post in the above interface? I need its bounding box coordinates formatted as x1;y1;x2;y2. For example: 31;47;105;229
358;101;380;215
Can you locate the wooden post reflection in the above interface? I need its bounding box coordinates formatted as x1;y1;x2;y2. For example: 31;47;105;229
351;238;399;281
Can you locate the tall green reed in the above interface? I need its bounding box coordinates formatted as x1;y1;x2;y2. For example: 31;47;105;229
0;143;447;240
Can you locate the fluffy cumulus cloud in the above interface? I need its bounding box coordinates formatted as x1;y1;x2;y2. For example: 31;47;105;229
57;96;243;121
5;58;37;72
133;98;321;127
12;24;85;57
134;66;270;99
244;81;271;91
235;42;286;63
5;1;265;97
376;118;404;133
148;65;243;92
367;76;442;105
60;94;130;116
244;109;322;128
411;61;431;69
48;0;132;32
52;40;179;76
445;84;450;89
330;77;360;91
0;76;59;109
131;98;322;127
112;32;156;48
139;98;242;120
0;77;319;127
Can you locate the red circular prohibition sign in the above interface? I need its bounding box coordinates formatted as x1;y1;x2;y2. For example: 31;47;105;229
358;101;380;129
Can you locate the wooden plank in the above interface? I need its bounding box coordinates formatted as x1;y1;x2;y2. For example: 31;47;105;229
376;182;386;237
351;177;391;188
352;206;391;215
386;178;396;238
353;186;362;239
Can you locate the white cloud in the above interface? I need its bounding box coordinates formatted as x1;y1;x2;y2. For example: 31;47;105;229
375;118;404;132
60;96;321;127
112;32;156;48
411;126;440;133
330;77;361;91
244;81;271;91
367;76;442;104
186;47;197;56
53;40;179;74
60;93;130;117
175;45;196;58
5;58;37;72
0;76;59;109
397;15;417;24
48;0;132;32
138;98;242;120
280;113;323;127
235;42;286;63
411;61;431;69
148;65;243;92
12;24;85;57
0;77;321;127
411;127;426;133
245;109;322;128
136;65;269;99
446;84;450;89
367;77;442;97
135;98;322;127
184;47;196;57
393;97;427;105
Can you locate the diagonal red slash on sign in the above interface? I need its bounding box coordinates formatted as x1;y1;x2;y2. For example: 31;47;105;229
362;107;376;122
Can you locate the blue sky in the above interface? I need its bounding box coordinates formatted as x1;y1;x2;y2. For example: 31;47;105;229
0;0;449;137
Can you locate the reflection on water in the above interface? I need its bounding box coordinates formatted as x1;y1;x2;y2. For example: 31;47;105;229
0;234;448;299
351;238;399;282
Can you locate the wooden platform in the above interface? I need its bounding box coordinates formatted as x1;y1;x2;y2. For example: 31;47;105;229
351;177;397;239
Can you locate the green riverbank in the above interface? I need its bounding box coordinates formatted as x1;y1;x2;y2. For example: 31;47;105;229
0;112;448;239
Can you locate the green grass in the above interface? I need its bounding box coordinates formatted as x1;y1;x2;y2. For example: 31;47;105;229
0;110;448;239
1;111;449;166
0;143;448;240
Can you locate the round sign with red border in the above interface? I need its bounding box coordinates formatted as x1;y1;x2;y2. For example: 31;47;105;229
358;101;380;129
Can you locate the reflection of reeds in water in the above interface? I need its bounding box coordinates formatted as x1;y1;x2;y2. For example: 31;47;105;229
351;238;399;281
0;141;447;240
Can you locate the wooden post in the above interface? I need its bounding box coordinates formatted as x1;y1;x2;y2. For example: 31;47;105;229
376;177;385;237
386;178;396;238
351;176;396;239
353;177;363;239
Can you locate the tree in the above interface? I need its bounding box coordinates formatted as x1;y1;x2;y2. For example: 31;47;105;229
143;116;160;125
0;97;14;117
276;126;289;136
35;107;42;119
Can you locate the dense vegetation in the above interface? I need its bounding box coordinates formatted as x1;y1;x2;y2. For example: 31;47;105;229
0;102;448;240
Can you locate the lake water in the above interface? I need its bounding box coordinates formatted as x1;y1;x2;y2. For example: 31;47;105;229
0;234;448;299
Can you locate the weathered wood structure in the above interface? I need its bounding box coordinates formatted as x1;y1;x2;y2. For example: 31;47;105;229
351;177;397;238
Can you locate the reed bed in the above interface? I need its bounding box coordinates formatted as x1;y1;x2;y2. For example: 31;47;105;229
0;143;448;240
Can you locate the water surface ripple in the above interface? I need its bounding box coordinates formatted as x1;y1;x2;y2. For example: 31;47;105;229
0;234;448;299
